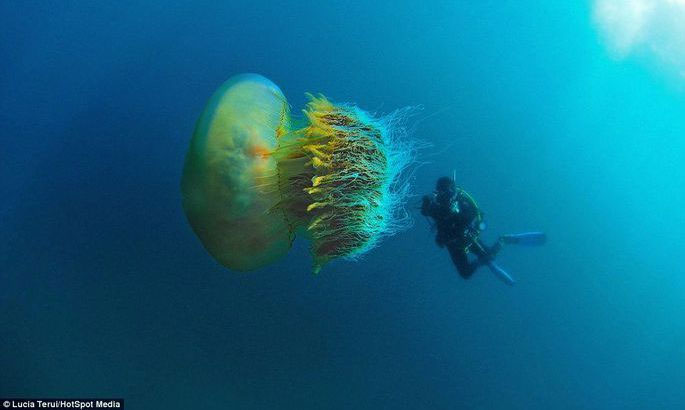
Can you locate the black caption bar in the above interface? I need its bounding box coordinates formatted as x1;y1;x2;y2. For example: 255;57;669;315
1;399;123;409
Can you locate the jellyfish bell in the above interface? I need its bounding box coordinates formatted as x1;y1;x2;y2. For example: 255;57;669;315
181;74;292;271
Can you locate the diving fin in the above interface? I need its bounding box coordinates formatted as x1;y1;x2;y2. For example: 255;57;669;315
501;232;546;246
487;261;516;286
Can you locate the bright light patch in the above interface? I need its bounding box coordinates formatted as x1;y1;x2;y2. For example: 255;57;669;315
594;0;685;77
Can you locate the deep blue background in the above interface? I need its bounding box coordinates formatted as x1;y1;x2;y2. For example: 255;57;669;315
2;1;684;409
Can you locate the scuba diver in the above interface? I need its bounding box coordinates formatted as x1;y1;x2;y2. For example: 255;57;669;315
421;176;546;285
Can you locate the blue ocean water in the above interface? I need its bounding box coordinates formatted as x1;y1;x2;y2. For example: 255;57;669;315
2;1;684;409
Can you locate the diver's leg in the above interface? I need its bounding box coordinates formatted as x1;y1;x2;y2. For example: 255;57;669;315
447;243;477;279
500;232;547;246
487;238;503;258
472;238;501;261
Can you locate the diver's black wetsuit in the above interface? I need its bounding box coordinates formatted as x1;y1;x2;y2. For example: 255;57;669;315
421;177;500;279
